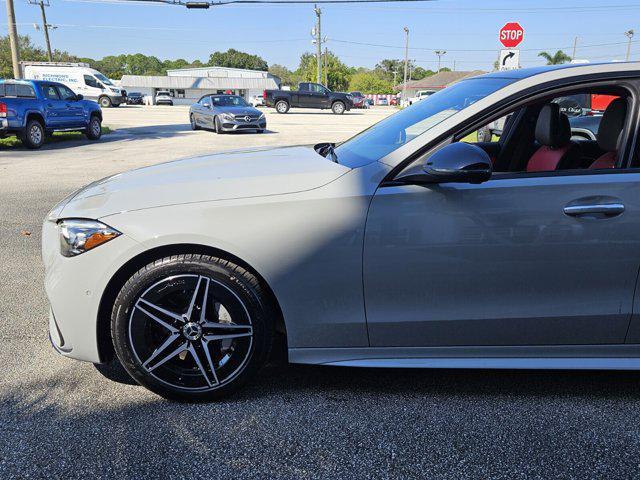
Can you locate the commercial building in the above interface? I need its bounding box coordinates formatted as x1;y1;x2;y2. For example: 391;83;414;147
120;66;281;105
395;70;486;98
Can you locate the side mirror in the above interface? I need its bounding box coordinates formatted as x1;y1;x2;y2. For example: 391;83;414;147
203;103;211;109
399;142;492;185
75;94;84;101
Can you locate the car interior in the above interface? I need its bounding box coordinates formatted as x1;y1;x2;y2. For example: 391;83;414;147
462;85;631;174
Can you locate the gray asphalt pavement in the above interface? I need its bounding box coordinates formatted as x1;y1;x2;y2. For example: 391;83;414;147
2;106;640;479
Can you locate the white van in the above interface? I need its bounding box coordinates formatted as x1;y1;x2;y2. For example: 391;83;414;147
21;62;126;108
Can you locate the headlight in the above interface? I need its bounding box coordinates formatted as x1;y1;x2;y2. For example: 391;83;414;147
259;112;265;119
58;219;121;257
221;113;234;121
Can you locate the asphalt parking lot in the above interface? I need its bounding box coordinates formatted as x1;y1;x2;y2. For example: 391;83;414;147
2;105;640;479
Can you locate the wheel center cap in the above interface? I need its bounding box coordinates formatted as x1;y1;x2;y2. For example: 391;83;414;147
182;322;202;341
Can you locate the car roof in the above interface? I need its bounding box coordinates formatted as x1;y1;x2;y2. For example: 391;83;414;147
473;62;640;81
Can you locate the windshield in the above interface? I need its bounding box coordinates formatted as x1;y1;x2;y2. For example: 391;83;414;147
334;77;514;167
93;72;114;86
211;95;249;107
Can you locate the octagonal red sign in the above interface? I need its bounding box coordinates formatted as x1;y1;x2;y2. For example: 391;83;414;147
499;22;524;48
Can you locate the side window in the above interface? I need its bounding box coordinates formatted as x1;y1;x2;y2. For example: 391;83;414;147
57;85;76;101
299;83;309;92
4;84;17;97
311;84;325;94
199;96;210;105
16;84;36;98
84;75;99;88
42;85;60;100
462;113;511;144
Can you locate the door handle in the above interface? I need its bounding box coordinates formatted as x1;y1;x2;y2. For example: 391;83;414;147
563;203;625;217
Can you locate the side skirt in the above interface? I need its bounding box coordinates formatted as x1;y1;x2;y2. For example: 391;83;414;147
289;345;640;370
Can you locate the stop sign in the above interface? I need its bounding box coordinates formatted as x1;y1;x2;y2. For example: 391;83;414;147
499;22;524;48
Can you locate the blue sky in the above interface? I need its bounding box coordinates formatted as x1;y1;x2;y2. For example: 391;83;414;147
2;0;639;71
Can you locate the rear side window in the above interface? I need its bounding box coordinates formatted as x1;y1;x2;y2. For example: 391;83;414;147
0;83;35;98
16;84;36;98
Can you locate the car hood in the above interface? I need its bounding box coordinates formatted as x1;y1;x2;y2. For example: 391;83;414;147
56;146;349;219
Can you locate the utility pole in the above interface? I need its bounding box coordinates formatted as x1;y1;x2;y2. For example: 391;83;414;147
32;0;53;62
324;47;328;87
402;27;409;106
453;60;456;71
5;0;21;78
572;36;578;60
435;50;446;72
393;69;398;88
314;5;322;84
625;30;634;61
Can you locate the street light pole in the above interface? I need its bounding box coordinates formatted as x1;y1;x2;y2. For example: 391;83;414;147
5;0;21;78
315;5;322;84
625;30;634;61
435;50;446;72
402;27;409;106
572;36;578;60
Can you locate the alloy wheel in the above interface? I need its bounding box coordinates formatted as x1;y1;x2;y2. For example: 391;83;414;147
30;124;43;145
128;274;254;391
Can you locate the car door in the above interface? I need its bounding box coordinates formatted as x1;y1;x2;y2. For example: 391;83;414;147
56;85;84;127
40;84;66;127
363;108;640;348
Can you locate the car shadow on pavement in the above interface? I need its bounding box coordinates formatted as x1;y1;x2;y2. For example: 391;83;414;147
95;356;640;402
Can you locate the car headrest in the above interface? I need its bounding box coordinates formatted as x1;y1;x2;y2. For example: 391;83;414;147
597;98;627;152
535;103;571;148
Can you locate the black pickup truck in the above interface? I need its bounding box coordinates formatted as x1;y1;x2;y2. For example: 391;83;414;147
264;82;354;114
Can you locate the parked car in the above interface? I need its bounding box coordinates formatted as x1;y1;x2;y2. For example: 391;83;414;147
44;62;640;402
0;79;102;149
377;97;389;106
155;91;173;106
350;91;366;108
250;95;264;107
390;96;398;106
568;114;601;141
189;94;266;133
264;82;354;114
364;98;374;108
22;61;126;108
408;89;436;105
126;92;144;105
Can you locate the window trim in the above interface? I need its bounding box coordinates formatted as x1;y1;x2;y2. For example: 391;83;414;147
386;75;639;186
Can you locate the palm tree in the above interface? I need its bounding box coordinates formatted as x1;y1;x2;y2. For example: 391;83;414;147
538;50;572;65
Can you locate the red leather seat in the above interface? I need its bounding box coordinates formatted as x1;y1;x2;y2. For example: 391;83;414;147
527;103;581;172
589;98;627;169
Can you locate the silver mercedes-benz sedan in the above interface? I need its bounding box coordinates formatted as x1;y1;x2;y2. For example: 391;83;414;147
189;94;266;133
43;62;640;401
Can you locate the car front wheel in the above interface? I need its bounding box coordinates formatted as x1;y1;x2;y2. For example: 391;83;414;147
332;101;346;115
86;115;102;140
99;96;112;108
111;254;273;402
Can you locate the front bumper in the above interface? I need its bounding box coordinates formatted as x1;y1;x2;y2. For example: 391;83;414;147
111;95;126;106
220;117;267;131
42;219;143;363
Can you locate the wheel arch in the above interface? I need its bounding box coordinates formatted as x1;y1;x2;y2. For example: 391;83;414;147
96;243;287;362
24;111;45;128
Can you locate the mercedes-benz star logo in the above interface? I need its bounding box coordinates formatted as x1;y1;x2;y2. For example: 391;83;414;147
182;322;203;341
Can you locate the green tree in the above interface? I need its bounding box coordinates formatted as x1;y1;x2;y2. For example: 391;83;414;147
268;64;297;87
411;66;435;81
207;48;268;71
1;34;78;78
295;51;351;91
348;71;393;94
538;50;572;65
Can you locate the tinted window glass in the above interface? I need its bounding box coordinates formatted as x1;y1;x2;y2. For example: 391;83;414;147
84;75;99;88
334;77;514;167
57;85;76;100
210;95;248;107
42;85;60;100
16;84;36;98
4;84;17;97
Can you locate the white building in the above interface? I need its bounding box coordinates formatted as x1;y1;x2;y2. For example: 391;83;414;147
120;66;281;105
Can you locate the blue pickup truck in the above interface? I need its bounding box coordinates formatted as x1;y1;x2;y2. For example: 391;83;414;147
0;79;102;149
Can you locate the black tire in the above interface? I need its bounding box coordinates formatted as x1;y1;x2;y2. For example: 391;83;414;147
21;119;45;149
332;101;346;115
275;100;289;114
214;116;224;134
86;115;102;140
111;254;274;402
99;96;112;108
190;114;199;131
